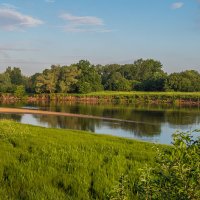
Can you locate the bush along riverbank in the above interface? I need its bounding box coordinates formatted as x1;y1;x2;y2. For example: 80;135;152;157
1;91;200;105
0;120;199;199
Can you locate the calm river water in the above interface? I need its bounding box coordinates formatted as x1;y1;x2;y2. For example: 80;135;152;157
0;102;199;144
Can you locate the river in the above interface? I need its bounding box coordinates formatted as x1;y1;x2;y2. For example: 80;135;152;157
0;102;199;144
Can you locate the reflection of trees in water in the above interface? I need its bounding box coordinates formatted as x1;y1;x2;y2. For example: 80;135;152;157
33;113;161;137
41;102;200;125
1;101;199;138
120;122;161;137
165;111;200;125
30;101;200;127
0;114;22;121
32;102;200;138
95;121;161;137
32;115;97;133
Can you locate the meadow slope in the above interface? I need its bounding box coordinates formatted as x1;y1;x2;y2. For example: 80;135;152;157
0;120;162;200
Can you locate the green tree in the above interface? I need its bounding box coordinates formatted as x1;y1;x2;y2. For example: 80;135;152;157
76;60;103;93
35;65;61;93
0;72;12;93
59;65;80;93
14;85;26;98
133;59;164;82
101;64;121;89
165;70;200;92
6;67;25;85
138;71;167;91
26;73;41;93
105;72;131;91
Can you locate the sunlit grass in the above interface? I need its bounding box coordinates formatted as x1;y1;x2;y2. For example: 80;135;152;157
86;91;200;96
0;120;164;199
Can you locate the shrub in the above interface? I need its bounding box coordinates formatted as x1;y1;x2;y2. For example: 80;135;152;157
14;85;26;98
137;130;200;200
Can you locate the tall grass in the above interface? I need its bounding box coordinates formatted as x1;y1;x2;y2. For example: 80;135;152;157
1;91;200;105
0;120;163;199
33;91;200;105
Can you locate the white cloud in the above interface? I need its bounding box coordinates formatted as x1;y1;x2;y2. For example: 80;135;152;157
171;2;184;10
60;13;104;26
59;12;111;33
0;6;44;31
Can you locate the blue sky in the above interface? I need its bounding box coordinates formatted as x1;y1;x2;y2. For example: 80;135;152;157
0;0;200;75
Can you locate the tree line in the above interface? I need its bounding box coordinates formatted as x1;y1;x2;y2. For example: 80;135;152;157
0;59;200;94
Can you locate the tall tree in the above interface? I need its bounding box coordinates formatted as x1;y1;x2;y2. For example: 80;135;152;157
0;72;12;92
165;70;200;92
133;59;164;82
5;67;25;85
76;60;103;93
35;65;61;93
59;65;80;93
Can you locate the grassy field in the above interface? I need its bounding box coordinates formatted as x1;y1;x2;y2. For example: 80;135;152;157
85;91;200;101
86;91;200;97
29;91;200;104
1;91;200;105
0;120;163;200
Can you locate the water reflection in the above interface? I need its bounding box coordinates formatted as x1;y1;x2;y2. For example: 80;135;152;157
0;101;199;144
0;113;22;121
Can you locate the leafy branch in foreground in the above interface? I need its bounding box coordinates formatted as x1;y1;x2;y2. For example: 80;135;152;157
137;130;200;200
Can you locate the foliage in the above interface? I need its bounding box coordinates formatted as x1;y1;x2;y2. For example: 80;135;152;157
137;130;200;200
0;73;13;93
165;70;200;92
5;67;25;86
109;175;129;200
132;59;164;82
59;65;80;93
0;59;200;94
78;81;92;93
14;85;26;98
76;60;103;93
0;67;27;93
35;65;61;93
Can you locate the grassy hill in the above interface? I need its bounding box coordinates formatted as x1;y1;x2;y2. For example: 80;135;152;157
0;120;162;200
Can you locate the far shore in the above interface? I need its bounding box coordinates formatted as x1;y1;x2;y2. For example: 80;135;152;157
1;91;200;105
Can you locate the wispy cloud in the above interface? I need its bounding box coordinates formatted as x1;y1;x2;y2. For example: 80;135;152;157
59;12;111;33
0;5;44;31
60;13;104;26
0;47;38;51
171;2;184;10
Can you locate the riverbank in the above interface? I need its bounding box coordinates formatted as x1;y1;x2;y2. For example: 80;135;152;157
0;120;162;199
1;91;200;105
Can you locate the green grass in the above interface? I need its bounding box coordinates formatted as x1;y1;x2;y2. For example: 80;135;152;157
81;91;200;104
0;120;163;200
2;91;200;105
31;91;200;104
86;91;200;96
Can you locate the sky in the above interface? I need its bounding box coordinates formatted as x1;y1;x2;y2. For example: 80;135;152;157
0;0;200;75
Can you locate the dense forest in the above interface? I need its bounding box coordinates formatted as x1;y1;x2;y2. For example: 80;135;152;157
0;59;200;94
